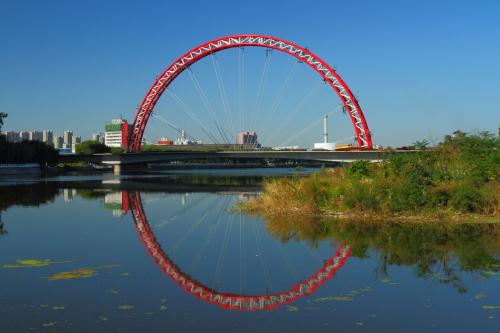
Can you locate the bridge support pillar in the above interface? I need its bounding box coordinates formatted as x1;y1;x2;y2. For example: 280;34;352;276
113;163;147;175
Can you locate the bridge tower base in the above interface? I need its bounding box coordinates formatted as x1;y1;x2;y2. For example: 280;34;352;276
113;163;147;175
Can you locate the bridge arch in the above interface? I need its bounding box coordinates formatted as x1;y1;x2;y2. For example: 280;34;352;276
129;192;351;310
129;34;372;152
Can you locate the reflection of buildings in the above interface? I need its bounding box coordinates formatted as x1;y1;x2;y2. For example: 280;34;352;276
63;188;76;202
104;192;129;217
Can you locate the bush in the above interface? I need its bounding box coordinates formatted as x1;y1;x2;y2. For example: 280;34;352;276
75;140;110;154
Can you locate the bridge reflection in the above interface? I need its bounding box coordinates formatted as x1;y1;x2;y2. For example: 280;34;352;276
127;191;351;311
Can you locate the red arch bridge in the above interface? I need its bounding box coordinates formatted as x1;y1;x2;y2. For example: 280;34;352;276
129;192;351;311
128;34;373;152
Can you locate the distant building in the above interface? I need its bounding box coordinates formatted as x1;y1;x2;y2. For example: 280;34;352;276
174;130;202;145
63;130;73;148
104;119;130;148
75;136;81;144
42;130;53;144
92;133;104;144
53;135;63;149
28;130;43;141
157;137;173;145
237;131;258;146
19;131;29;141
4;131;20;142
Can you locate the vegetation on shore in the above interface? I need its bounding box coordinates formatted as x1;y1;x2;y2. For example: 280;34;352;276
0;138;59;165
240;130;499;220
0;113;59;165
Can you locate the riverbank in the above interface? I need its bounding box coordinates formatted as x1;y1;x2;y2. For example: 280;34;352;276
238;131;499;222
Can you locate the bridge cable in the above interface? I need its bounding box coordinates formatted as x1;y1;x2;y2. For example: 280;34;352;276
152;113;198;141
188;196;229;274
238;47;246;137
167;196;220;255
212;211;233;289
278;105;342;147
165;89;219;144
250;218;273;292
266;79;323;146
187;68;231;144
153;193;212;229
239;212;245;296
248;49;273;137
210;54;236;142
259;60;300;139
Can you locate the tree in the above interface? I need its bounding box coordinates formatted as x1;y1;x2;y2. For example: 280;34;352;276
0;112;7;131
413;139;430;150
75;140;110;154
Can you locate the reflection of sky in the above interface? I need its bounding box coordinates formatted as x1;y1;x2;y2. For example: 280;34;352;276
0;190;499;332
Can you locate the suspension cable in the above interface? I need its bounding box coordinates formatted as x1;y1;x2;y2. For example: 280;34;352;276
278;105;342;147
154;193;212;229
210;54;236;141
188;197;229;274
259;60;300;136
168;196;220;255
187;68;230;144
250;218;273;292
238;47;246;135
212;213;233;289
152;113;197;141
266;79;323;146
248;49;273;133
166;89;219;144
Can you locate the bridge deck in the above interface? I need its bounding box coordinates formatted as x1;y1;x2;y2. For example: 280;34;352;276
59;150;416;165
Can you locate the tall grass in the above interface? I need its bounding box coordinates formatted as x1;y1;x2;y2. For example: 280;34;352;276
240;130;500;220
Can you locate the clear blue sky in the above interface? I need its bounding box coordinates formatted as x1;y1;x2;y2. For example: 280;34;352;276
1;0;499;146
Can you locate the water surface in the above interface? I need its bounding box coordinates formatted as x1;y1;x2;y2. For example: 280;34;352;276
1;170;499;332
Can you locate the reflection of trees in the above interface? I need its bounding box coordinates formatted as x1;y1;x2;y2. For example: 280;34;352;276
263;215;500;293
0;183;60;235
0;183;60;211
0;213;6;236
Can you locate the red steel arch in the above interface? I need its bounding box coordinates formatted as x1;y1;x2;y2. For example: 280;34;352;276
129;192;351;311
129;34;372;152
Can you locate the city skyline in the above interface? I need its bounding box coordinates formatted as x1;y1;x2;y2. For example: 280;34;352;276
1;0;499;147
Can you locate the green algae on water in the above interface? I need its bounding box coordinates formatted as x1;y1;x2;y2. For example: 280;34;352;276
1;259;74;269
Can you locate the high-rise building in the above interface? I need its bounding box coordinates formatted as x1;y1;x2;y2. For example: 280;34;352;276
19;131;29;141
42;130;53;144
237;131;258;146
92;133;104;144
28;130;43;141
104;119;130;148
63;130;73;148
4;131;20;142
53;135;63;149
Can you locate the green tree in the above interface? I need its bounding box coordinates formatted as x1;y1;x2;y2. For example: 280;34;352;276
413;139;430;150
0;112;7;132
75;140;110;154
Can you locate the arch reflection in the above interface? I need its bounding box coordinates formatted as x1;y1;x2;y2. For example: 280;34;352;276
129;191;350;311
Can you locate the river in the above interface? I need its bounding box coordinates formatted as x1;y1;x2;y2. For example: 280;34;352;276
0;168;499;332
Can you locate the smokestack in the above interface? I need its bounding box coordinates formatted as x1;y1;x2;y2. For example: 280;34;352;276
323;114;328;143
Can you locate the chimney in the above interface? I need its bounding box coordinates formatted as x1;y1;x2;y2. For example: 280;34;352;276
323;114;328;143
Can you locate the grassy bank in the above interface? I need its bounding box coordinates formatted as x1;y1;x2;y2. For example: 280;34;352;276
239;130;499;221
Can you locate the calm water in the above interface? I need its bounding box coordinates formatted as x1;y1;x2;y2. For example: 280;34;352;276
1;169;499;332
